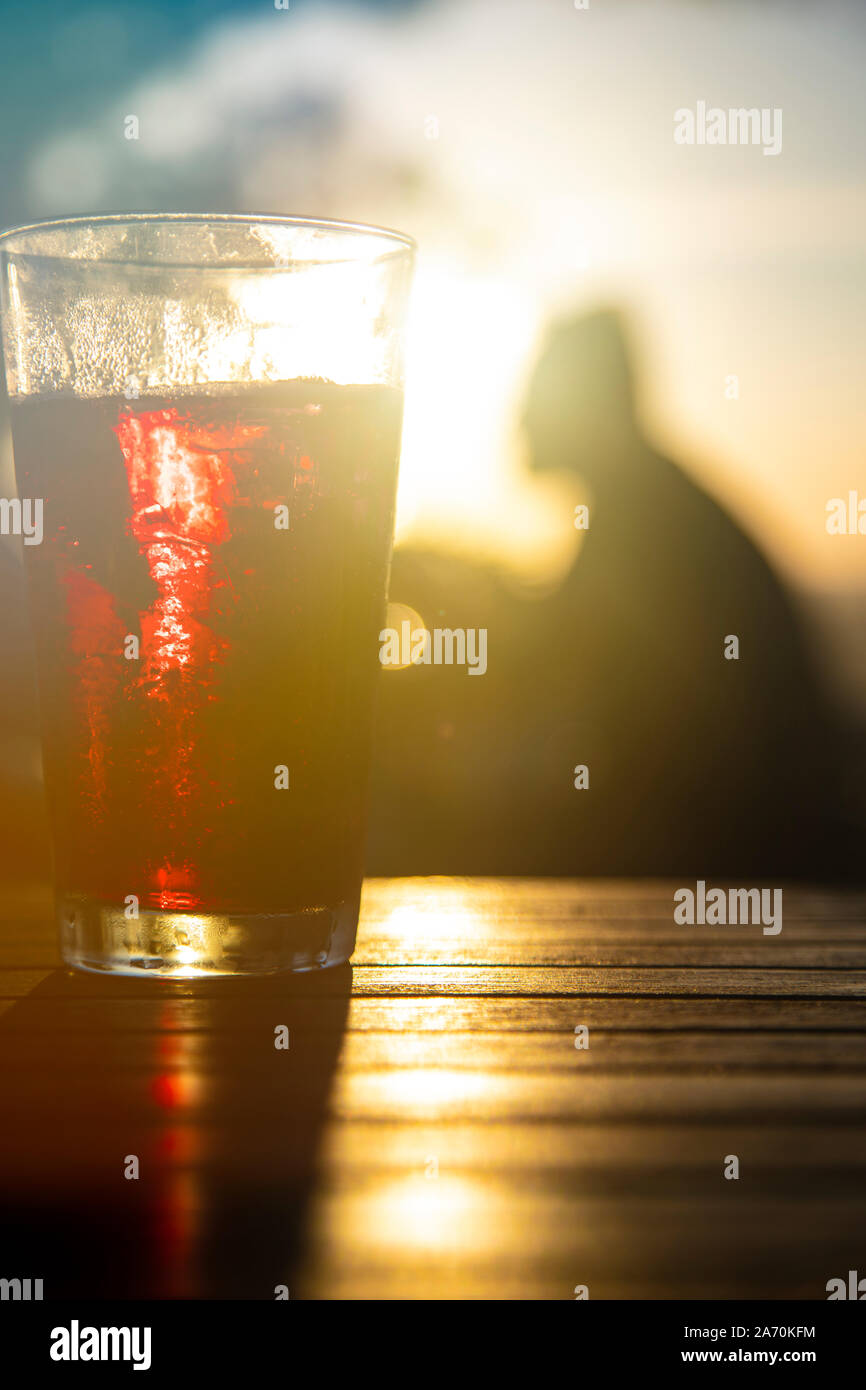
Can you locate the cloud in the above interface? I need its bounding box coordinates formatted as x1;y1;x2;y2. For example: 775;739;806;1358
26;0;866;275
23;0;866;587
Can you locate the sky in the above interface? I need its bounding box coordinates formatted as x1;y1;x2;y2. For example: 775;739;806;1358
1;0;865;596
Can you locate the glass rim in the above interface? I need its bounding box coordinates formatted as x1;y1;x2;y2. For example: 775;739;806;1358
0;212;417;267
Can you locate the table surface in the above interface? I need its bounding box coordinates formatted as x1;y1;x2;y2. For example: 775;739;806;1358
1;878;866;1300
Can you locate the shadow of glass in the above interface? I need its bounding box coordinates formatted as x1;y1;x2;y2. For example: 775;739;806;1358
0;964;352;1298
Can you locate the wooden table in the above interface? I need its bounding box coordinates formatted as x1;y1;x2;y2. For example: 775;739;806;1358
2;878;866;1301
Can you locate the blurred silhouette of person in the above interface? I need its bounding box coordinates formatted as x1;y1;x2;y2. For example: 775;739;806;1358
0;314;857;889
368;308;858;878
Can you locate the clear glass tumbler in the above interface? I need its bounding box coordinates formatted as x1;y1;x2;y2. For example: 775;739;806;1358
0;214;415;977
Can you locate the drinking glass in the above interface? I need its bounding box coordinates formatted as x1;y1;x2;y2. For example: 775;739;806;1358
0;214;415;976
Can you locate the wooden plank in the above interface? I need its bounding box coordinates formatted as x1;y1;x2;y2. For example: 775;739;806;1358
3;995;866;1032
4;963;866;1002
350;965;866;998
318;1119;866;1171
6;1027;866;1073
327;1070;866;1123
0;965;834;1002
6;939;866;970
337;1030;866;1071
357;877;866;919
313;1159;866;1201
2;1060;864;1123
295;1189;866;1300
2;875;865;1305
354;944;866;966
11;1118;866;1185
0;967;54;997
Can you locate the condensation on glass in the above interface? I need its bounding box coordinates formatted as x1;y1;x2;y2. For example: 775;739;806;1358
0;215;416;976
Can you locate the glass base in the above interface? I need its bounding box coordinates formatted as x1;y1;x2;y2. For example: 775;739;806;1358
58;895;358;978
